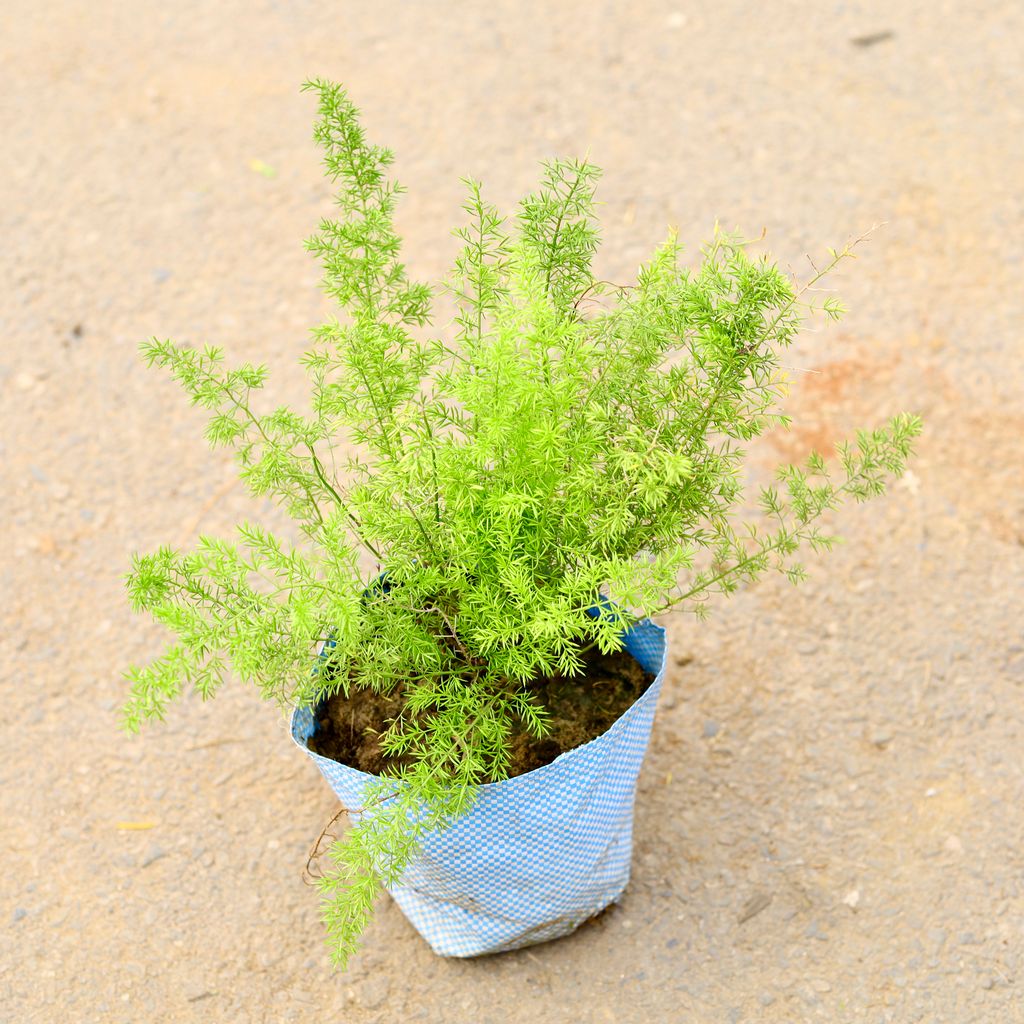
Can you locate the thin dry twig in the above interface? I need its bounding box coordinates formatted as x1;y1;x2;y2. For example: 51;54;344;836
303;806;349;885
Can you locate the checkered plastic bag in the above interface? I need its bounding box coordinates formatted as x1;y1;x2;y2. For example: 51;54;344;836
291;616;666;957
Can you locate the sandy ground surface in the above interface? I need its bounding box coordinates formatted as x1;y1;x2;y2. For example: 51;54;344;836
3;2;1023;1021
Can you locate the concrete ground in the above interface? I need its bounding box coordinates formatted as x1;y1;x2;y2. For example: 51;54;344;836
2;2;1023;1021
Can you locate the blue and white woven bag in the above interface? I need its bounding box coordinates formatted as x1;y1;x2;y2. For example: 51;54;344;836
291;616;666;958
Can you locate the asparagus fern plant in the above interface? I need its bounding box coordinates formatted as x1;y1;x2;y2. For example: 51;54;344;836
124;79;920;965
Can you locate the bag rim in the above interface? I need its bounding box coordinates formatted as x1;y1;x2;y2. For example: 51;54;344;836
290;615;666;793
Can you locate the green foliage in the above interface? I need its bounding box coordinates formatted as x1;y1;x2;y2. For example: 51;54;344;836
123;79;921;966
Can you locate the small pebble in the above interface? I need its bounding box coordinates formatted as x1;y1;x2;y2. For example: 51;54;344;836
702;720;719;739
184;981;212;1002
12;908;27;924
141;845;167;868
737;891;772;924
798;985;820;1006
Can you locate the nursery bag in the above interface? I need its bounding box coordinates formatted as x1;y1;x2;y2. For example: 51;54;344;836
292;616;667;957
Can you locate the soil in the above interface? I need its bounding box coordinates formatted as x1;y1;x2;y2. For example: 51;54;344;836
308;648;654;778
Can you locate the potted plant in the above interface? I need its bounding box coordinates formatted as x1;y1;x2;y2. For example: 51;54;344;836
123;79;920;967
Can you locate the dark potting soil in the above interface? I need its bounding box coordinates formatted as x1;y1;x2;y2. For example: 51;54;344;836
307;647;654;779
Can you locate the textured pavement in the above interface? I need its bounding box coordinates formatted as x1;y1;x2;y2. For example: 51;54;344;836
2;2;1023;1021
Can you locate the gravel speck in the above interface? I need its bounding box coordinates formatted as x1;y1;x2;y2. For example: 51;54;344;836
359;976;391;1010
